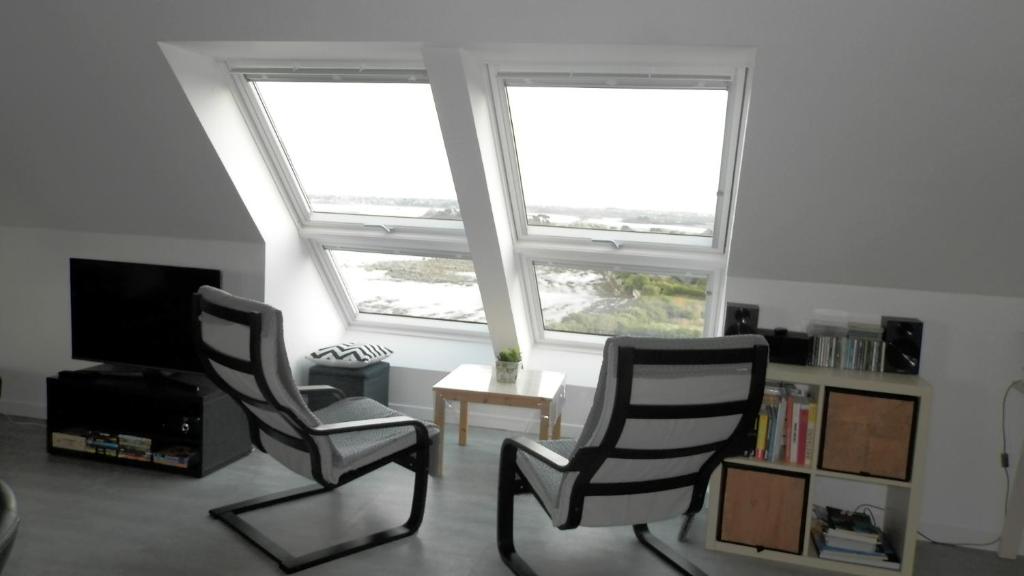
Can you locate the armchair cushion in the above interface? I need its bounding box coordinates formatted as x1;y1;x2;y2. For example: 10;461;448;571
316;397;439;477
515;439;576;515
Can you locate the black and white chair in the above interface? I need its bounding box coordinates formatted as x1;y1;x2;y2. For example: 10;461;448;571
193;286;438;573
0;480;18;575
497;335;768;576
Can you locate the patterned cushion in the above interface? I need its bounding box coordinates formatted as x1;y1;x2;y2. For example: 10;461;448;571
309;343;393;367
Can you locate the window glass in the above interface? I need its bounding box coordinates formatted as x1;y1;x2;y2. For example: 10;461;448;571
328;250;485;323
534;263;707;337
505;85;728;238
254;80;460;220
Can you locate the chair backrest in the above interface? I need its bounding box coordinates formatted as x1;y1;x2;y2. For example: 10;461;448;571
192;286;336;484
0;480;18;574
555;335;768;528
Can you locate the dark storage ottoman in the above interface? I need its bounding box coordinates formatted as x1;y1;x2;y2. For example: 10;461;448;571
308;362;390;405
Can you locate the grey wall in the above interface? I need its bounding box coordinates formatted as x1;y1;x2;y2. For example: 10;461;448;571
2;0;1023;297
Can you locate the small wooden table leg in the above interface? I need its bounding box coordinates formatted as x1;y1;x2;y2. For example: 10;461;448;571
433;392;445;476
538;401;551;441
458;400;469;446
552;414;562;440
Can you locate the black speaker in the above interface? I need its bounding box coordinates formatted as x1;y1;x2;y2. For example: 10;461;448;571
725;303;759;335
882;317;923;375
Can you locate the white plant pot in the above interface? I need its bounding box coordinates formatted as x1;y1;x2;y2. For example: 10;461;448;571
495;361;520;383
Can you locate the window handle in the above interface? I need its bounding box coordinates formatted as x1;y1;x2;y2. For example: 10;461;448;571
591;239;622;249
364;224;393;234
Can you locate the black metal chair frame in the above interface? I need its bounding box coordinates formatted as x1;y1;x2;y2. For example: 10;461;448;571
497;344;768;576
194;295;431;574
0;479;18;575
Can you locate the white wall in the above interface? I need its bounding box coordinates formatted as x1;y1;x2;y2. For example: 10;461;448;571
160;44;347;380
0;225;264;417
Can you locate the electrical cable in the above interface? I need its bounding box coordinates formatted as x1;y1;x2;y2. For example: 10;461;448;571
849;379;1020;549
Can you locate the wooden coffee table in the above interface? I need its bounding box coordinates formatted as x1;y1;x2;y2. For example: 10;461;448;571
432;364;566;476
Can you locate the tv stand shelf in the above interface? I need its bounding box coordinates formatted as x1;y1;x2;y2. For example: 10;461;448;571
46;366;251;477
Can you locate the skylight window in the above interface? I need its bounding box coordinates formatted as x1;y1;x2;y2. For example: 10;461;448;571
491;69;747;342
505;85;728;240
252;78;460;220
328;250;485;324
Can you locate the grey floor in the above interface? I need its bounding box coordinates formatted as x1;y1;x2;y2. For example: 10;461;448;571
1;416;1020;576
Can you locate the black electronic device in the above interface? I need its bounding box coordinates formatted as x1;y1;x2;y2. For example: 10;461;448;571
69;258;221;374
725;302;760;335
757;327;812;366
882;316;923;375
47;369;250;477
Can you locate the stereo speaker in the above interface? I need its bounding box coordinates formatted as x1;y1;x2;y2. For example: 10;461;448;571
725;303;760;336
882;316;923;375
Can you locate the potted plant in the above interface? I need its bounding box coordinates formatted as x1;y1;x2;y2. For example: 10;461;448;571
495;347;522;383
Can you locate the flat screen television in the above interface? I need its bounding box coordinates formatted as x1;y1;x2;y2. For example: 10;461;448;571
70;258;222;374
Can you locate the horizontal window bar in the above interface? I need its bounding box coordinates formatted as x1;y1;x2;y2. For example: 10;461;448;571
500;72;730;90
242;69;428;83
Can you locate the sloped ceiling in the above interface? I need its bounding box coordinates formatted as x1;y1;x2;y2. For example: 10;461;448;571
2;0;1023;297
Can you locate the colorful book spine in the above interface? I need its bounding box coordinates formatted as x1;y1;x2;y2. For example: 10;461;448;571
755;410;769;460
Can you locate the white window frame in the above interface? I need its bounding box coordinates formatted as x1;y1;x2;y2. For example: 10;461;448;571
487;62;751;347
230;63;487;339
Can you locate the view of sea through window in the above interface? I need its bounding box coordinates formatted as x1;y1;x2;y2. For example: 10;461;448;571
505;85;728;238
328;251;486;323
534;264;707;337
253;80;460;220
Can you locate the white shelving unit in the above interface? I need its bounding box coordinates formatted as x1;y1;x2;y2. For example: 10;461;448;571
705;363;932;576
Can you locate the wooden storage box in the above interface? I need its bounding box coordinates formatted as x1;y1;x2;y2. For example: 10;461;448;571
717;463;809;554
819;388;918;481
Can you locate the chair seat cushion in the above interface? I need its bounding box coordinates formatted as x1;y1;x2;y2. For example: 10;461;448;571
315;398;439;479
515;438;576;516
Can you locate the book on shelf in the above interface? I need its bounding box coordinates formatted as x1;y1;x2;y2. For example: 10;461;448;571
811;505;900;570
750;384;816;467
51;428;95;453
152;446;196;469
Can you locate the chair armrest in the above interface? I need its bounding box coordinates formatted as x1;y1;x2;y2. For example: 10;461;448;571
297;385;346;410
309;415;428;439
503;436;571;471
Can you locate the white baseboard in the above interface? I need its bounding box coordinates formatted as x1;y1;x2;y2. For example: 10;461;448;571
391;402;583;438
916;520;1012;553
0;399;46;420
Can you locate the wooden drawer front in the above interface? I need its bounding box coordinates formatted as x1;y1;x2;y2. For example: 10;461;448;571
718;464;809;554
820;389;917;481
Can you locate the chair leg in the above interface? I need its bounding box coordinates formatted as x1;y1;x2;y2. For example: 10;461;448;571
677;512;696;541
211;447;429;574
496;442;540;576
634;524;708;576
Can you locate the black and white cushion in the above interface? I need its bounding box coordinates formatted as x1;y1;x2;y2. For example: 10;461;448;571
309;343;393;367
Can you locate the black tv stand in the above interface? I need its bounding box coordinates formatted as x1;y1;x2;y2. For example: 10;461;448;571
46;366;250;477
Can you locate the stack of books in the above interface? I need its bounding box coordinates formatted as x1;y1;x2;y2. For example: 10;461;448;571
87;431;119;457
117;434;153;462
811;505;900;570
751;384;817;467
